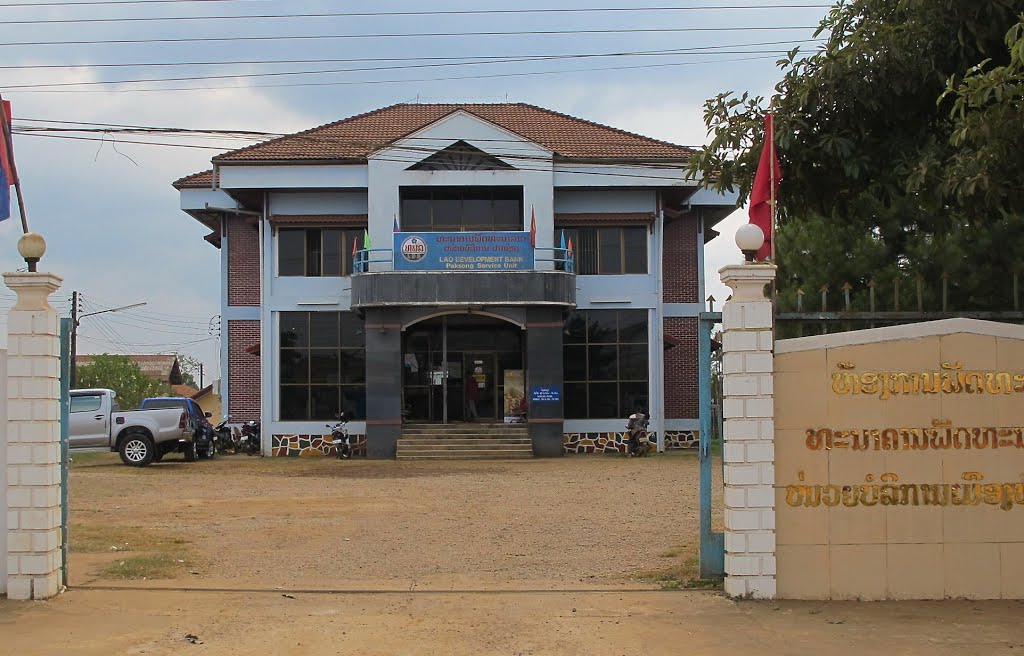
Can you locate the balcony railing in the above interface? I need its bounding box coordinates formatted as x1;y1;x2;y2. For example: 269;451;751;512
353;246;574;274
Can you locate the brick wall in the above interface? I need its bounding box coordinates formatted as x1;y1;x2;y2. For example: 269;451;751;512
663;316;698;419
663;215;699;303
227;217;260;306
228;320;261;421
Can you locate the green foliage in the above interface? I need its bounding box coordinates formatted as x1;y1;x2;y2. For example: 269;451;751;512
687;0;1024;311
75;354;173;409
176;354;202;389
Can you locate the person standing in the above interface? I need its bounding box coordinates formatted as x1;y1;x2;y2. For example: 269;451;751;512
466;379;479;421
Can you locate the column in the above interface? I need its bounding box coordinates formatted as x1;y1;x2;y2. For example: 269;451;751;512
719;263;776;599
364;308;402;459
525;307;564;457
4;271;63;600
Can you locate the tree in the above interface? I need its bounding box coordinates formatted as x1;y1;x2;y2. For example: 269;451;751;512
687;0;1024;311
75;354;174;410
176;354;202;389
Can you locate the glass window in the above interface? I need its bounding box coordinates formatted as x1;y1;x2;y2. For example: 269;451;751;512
400;187;523;232
279;311;366;421
70;394;102;413
561;310;649;419
279;230;305;276
554;226;648;275
278;228;362;277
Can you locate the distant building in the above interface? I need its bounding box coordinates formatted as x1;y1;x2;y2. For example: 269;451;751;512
174;103;736;458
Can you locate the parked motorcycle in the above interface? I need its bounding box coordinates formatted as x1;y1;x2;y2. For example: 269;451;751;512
240;419;262;456
327;412;352;459
626;410;651;457
213;416;238;454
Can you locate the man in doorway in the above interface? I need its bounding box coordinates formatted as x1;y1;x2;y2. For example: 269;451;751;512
466;378;479;421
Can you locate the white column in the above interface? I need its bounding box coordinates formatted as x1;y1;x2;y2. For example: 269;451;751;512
4;271;63;600
719;263;776;599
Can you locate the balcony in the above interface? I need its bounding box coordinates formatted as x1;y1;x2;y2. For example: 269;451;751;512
350;240;575;310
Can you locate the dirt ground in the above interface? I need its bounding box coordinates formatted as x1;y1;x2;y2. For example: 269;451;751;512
3;452;1024;655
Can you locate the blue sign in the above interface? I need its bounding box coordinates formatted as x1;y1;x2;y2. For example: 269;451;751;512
530;386;561;403
393;231;535;272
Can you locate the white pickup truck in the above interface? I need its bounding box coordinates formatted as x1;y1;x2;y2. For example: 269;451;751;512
69;388;194;467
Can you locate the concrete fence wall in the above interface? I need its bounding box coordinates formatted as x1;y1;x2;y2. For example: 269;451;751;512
719;262;1024;600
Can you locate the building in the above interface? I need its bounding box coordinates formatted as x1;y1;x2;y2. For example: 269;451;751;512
77;354;187;387
173;103;735;458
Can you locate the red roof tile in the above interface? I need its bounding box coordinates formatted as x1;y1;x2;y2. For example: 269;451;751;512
173;169;215;189
212;103;693;164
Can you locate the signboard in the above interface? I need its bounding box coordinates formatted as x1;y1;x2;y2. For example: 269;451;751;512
503;369;525;421
393;231;534;272
530;386;560;403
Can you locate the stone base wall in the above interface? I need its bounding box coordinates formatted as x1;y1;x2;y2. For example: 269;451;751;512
271;434;367;457
562;430;699;454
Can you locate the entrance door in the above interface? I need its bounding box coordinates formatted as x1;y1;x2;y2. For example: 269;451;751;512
402;314;523;423
463;353;495;422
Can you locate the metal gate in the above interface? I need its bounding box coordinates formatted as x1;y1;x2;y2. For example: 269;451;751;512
697;309;723;579
59;317;71;588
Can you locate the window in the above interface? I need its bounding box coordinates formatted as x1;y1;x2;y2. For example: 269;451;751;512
279;312;366;420
278;228;364;277
563;310;648;419
70;394;102;413
556;226;648;274
400;187;523;232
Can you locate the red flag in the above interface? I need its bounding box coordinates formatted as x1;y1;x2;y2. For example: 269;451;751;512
748;113;780;262
0;100;13;221
529;206;536;247
352;237;358;256
0;100;12;184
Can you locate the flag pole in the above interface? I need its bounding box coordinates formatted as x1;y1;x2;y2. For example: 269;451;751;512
768;112;776;265
0;94;29;235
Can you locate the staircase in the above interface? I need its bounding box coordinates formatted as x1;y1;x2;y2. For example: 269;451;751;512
396;423;533;460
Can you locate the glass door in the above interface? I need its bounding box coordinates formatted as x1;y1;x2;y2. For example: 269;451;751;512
463;353;496;422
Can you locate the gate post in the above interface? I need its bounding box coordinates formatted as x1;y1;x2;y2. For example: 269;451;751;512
720;263;776;599
4;258;64;600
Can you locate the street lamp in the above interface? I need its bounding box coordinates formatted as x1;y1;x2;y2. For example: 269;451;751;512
735;224;766;263
17;232;46;272
69;299;147;388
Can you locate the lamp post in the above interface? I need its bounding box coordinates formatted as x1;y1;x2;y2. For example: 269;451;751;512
69;299;147;388
17;231;46;272
735;224;766;263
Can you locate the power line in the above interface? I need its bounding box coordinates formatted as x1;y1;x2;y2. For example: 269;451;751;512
2;5;832;26
0;25;819;49
0;38;819;70
3;53;780;93
0;47;804;89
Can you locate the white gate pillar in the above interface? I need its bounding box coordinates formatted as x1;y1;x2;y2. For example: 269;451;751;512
720;262;776;599
4;248;63;600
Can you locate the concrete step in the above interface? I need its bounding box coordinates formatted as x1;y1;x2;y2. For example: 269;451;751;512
402;425;526;434
397;452;534;460
399;443;531;452
399;438;533;446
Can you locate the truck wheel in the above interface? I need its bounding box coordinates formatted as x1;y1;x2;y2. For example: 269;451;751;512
119;434;156;467
198;440;215;460
183;441;197;462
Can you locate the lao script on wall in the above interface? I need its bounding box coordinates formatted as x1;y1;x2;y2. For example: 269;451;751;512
774;325;1024;600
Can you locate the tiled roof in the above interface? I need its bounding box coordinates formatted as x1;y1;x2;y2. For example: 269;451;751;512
213;103;693;164
173;169;215;188
269;214;368;226
555;212;656;225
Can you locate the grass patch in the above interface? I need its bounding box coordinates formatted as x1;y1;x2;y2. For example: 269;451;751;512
100;553;190;580
71;523;192;580
68;451;117;468
636;552;723;591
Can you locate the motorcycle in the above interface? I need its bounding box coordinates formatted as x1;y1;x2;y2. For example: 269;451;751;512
327;412;352;459
213;416;238;454
626;411;652;457
239;419;262;456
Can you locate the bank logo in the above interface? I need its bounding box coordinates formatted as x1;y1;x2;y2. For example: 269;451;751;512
400;235;428;263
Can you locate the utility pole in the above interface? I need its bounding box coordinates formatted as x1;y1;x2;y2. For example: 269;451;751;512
199;363;204;389
70;291;79;388
69;293;147;389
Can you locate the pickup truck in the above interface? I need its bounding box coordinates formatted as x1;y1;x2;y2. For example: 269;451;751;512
69;388;193;467
139;397;216;461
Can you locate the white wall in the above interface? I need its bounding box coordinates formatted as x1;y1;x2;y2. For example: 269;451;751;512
0;349;7;593
554;190;656;213
269;192;368;215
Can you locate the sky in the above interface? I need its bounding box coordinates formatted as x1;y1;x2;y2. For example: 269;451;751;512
0;0;832;384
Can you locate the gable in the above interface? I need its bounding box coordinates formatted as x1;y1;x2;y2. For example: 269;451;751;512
407;141;516;171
